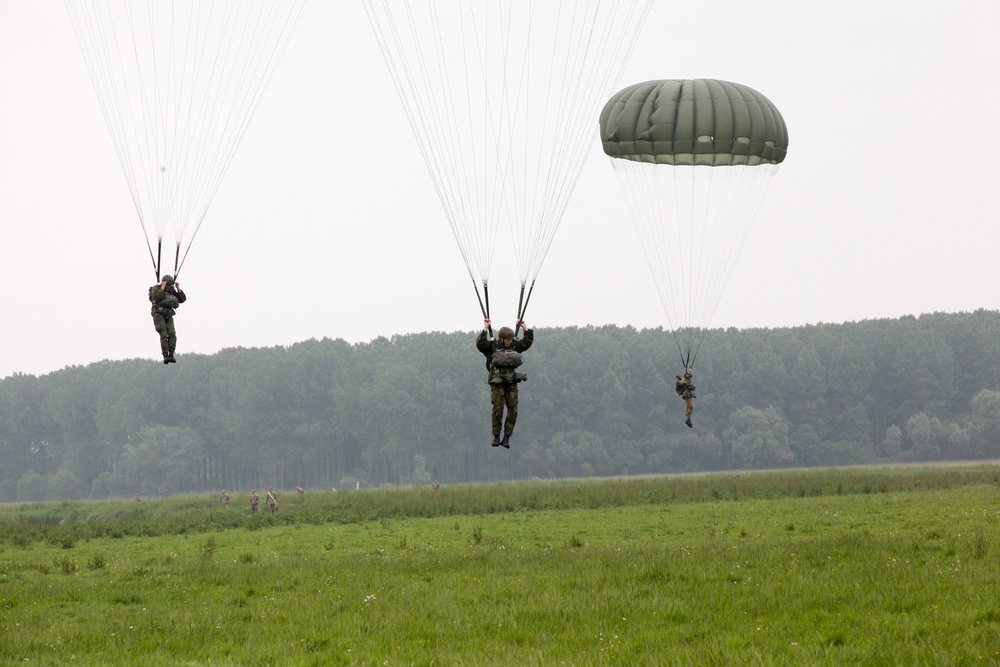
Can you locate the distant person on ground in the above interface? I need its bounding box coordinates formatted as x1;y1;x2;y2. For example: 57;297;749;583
250;489;259;514
675;370;696;428
220;489;230;509
148;275;187;364
266;487;278;514
476;318;533;449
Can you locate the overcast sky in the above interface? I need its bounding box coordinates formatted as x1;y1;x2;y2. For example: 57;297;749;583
2;1;999;380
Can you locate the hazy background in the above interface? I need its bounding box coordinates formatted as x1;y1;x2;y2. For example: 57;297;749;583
2;1;998;379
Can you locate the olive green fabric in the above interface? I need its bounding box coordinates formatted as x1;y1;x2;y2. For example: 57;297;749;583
149;284;187;356
600;79;788;166
476;328;535;438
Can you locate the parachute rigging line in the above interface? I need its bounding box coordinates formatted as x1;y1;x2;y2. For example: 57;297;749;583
64;0;308;281
514;279;536;335
614;162;779;367
363;0;651;317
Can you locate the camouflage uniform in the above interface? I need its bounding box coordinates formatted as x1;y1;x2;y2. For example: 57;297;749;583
476;327;534;439
675;373;696;426
250;489;259;514
149;283;187;359
266;488;278;514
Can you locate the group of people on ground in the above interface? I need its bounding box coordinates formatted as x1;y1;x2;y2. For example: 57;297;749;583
219;486;281;514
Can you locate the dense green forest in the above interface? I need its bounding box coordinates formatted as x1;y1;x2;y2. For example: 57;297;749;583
3;310;1000;501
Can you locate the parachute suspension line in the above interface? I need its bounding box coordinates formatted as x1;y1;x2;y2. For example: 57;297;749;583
65;0;160;268
174;226;196;278
361;1;498;284
483;280;491;321
65;0;307;279
382;2;483;281
472;2;504;281
681;165;716;366
364;1;650;311
614;160;780;369
514;283;526;329
172;1;309;275
173;243;182;280
512;0;651;286
695;165;777;346
470;276;495;337
155;240;163;282
516;279;536;335
522;1;651;281
612;160;700;366
680;349;694;374
613;160;685;354
685;164;779;366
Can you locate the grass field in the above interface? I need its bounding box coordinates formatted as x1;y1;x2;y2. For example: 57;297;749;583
2;466;1000;665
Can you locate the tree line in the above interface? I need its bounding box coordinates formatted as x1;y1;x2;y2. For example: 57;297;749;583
3;310;1000;502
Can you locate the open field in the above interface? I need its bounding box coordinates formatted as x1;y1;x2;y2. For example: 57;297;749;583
2;466;1000;665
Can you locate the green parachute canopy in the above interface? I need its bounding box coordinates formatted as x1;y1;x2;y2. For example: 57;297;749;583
599;78;789;369
600;79;788;167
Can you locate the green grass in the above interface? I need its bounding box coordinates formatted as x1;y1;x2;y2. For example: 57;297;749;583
2;466;1000;665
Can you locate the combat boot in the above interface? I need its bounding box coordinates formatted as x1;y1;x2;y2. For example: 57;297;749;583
491;434;501;447
685;418;693;428
162;352;171;365
167;350;176;363
500;434;510;449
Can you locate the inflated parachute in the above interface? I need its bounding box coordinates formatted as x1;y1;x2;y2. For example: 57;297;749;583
64;0;307;281
600;79;788;368
363;0;651;332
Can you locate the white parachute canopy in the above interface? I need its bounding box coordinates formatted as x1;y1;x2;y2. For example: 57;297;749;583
363;0;651;322
64;0;308;279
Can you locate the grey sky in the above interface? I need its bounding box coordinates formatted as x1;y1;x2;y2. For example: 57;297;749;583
2;1;998;379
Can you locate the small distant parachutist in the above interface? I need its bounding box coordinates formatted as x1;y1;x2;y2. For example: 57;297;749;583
675;370;695;427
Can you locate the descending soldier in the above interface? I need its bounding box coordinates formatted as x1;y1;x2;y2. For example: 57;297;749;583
475;319;533;449
675;370;696;428
148;275;187;364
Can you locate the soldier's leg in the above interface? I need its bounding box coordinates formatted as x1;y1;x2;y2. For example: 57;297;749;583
685;397;694;417
490;385;505;436
166;318;177;356
503;384;519;435
152;313;170;357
